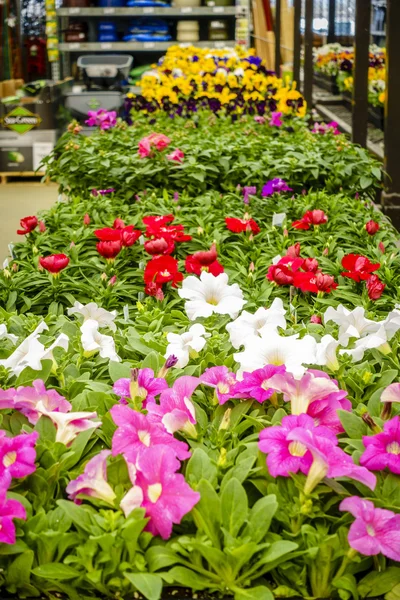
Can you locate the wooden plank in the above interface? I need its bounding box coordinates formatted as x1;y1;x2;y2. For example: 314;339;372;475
352;0;371;148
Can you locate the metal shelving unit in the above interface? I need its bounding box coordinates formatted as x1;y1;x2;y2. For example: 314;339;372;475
59;39;236;51
57;6;237;16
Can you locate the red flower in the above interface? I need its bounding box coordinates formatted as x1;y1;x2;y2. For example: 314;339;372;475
267;257;304;286
303;258;319;272
366;275;385;300
39;253;69;274
96;240;123;260
292;210;328;230
144;237;175;256
293;271;337;293
286;243;301;258
365;220;380;236
144;256;183;287
145;282;165;300
94;228;121;241
143;214;174;230
225;217;260;234
113;218;125;229
17;216;38;235
83;213;90;226
310;315;322;324
185;244;224;276
121;226;141;247
341;254;380;282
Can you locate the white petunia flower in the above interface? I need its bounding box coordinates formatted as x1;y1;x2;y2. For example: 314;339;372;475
315;334;340;371
0;324;18;344
324;305;381;346
339;326;390;362
226;298;287;349
80;319;120;362
165;324;211;368
0;322;68;376
234;330;317;379
178;272;246;321
68;301;117;331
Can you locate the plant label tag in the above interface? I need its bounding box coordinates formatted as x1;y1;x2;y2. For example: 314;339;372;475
123;305;129;321
272;254;282;265
272;212;286;227
8;244;15;259
139;235;145;245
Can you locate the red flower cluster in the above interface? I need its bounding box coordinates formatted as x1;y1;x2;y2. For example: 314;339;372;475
341;254;385;300
225;217;260;235
39;253;69;275
267;243;337;294
95;221;141;260
17;216;38;235
292;210;328;230
185;244;224;276
143;214;191;297
365;220;380;236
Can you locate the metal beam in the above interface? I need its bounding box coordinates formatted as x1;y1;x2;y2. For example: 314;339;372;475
293;0;301;86
275;0;281;76
352;0;371;147
303;0;313;107
383;0;400;226
327;0;336;43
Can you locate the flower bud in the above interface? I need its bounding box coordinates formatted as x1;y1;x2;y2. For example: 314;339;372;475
39;221;46;233
310;315;322;324
361;412;382;434
157;355;178;378
100;272;108;281
83;213;90;226
219;408;231;431
3;269;11;278
108;275;117;286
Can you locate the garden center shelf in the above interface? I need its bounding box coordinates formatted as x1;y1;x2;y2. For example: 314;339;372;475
59;40;236;51
57;6;237;16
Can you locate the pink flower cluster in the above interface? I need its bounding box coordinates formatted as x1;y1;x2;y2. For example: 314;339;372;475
85;109;117;130
68;374;201;539
138;132;184;163
312;121;340;135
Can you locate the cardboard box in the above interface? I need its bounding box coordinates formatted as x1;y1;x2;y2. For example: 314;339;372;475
0;130;56;171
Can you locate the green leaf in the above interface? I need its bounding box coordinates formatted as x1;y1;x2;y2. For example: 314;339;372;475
15;359;53;387
234;586;274;600
167;566;211;590
333;574;359;600
242;495;278;543
124;573;162;600
6;550;34;587
338;410;368;439
256;541;299;571
192;479;221;548
221;478;248;538
32;563;80;580
56;500;95;534
146;546;180;572
360;175;373;189
109;360;132;383
358;567;400;597
186;448;218;487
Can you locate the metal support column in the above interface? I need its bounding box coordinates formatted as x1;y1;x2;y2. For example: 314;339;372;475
383;0;400;227
293;0;301;85
303;0;313;107
327;0;336;43
352;0;371;147
275;0;281;76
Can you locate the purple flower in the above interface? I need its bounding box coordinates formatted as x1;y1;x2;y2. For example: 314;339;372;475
0;431;38;489
312;121;340;135
360;416;400;474
113;368;168;407
173;192;179;202
269;111;283;127
0;494;26;544
242;186;257;205
85;109;117;130
259;414;336;477
11;380;71;425
200;366;239;405
91;188;116;197
111;405;191;462
340;496;400;561
234;365;286;403
66;450;116;505
262;178;293;197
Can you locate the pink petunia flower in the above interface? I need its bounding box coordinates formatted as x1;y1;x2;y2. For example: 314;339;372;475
147;376;200;437
35;401;101;446
233;364;286;403
259;414;336;477
0;493;27;544
267;369;342;415
360;416;400;474
138;137;152;158
166;149;184;163
110;405;191;462
269;111;283;127
12;379;71;424
120;445;200;539
307;393;352;433
66;450;116;505
287;427;376;493
0;431;38;489
113;368;168;407
199;366;239;404
340;496;400;561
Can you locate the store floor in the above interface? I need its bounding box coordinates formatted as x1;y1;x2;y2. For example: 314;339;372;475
0;182;58;260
